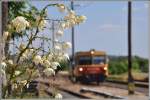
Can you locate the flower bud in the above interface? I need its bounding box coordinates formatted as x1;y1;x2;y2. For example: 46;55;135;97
63;42;72;49
8;60;13;65
3;31;9;40
19;44;26;51
33;55;42;65
43;68;55;77
55;93;63;99
15;70;21;76
56;30;64;36
57;4;65;12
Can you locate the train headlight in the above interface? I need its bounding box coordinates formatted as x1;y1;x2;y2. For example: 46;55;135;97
91;51;94;54
79;67;83;72
104;67;107;70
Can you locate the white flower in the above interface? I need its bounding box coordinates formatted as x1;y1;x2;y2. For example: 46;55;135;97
43;68;55;77
29;48;34;53
51;62;60;70
15;70;21;76
12;16;29;33
63;53;70;60
33;55;42;65
19;43;26;51
48;54;53;61
57;4;65;12
20;53;27;62
8;60;13;65
56;30;64;36
22;52;28;59
78;15;87;23
60;22;66;29
55;93;63;99
0;62;7;70
68;10;76;19
43;60;51;68
63;42;72;49
3;31;9;40
39;19;47;30
58;53;69;61
54;45;61;50
20;80;27;86
69;19;76;26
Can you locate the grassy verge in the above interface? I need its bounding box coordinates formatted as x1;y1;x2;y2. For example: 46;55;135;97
107;70;148;82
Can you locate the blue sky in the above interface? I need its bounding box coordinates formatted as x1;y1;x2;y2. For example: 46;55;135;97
29;1;149;58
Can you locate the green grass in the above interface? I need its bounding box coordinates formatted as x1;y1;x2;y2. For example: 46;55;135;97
108;70;148;82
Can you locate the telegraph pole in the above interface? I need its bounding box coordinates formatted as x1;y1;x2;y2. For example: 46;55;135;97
148;1;150;98
128;1;135;95
71;0;75;68
52;21;55;49
42;33;44;56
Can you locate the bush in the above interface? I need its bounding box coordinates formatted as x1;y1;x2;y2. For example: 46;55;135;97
108;56;148;75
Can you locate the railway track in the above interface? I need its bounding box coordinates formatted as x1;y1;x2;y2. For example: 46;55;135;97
103;80;148;96
106;79;148;88
31;77;127;99
25;73;148;99
35;78;126;99
58;71;148;95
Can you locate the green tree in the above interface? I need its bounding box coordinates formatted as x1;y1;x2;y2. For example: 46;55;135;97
3;1;27;57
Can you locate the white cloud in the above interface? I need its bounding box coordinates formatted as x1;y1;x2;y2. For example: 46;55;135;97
99;24;124;33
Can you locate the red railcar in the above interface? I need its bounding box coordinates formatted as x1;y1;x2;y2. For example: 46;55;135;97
70;49;109;84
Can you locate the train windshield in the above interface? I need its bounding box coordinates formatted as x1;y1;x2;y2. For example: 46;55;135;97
92;56;106;64
78;57;92;65
78;56;106;65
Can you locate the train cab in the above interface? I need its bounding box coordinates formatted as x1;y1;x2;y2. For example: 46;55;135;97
70;49;109;84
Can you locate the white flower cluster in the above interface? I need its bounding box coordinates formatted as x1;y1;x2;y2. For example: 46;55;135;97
60;10;86;29
55;93;63;99
12;16;29;33
1;4;87;98
63;42;72;49
33;54;60;77
8;60;13;65
43;68;55;76
33;55;42;65
18;43;34;62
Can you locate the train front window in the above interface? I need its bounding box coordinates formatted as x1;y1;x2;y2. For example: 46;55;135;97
92;56;106;64
78;57;92;65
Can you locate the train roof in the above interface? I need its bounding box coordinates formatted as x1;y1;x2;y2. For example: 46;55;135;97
75;50;106;56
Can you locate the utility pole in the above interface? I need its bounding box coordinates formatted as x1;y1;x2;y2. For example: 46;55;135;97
42;33;44;56
71;0;75;68
128;1;135;95
52;21;55;49
148;1;150;98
